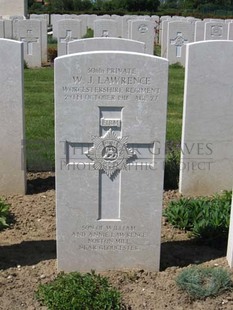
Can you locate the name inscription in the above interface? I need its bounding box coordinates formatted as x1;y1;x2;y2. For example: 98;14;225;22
62;66;160;103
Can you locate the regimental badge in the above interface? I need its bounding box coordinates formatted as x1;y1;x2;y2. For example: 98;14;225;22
85;129;134;177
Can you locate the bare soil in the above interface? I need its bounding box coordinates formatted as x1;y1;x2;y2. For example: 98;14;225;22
0;172;233;310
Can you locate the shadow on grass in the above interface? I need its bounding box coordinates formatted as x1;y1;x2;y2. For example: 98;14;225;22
160;238;226;271
0;239;56;270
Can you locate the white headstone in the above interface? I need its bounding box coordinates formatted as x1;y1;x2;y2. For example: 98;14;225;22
167;21;194;66
55;51;168;272
0;39;26;194
179;41;233;196
57;19;82;56
87;14;97;29
16;19;42;67
11;15;25;39
228;22;233;40
4;19;13;39
204;22;228;40
0;20;4;38
160;20;169;57
94;19;118;38
30;14;49;26
194;21;205;41
129;20;154;55
0;0;26;18
30;16;47;64
121;15;138;38
68;37;145;54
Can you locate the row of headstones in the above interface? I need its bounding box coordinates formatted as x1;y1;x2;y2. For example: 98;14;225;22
0;14;158;67
31;13;160;39
0;17;47;67
32;14;158;56
56;18;155;56
4;14;233;68
160;16;233;66
1;37;233;271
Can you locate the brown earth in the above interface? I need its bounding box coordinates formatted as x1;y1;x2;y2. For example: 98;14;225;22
0;172;233;310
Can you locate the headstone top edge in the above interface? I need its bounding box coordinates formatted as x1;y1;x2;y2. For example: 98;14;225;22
55;50;169;63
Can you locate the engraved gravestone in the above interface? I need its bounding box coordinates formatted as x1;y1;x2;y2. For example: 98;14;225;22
16;19;42;67
0;39;26;194
129;20;154;55
94;19;119;38
57;19;82;56
55;51;168;272
167;21;194;66
204;22;227;40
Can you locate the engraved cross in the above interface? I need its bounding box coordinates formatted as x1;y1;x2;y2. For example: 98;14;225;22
64;107;155;221
170;32;188;57
21;29;39;55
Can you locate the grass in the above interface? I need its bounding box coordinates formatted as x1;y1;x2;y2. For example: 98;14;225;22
24;59;185;173
24;67;54;170
166;63;185;143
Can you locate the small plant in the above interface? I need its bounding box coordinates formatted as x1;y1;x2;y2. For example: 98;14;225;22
47;35;57;45
164;143;180;190
47;47;57;63
36;270;123;310
0;199;11;231
24;60;28;69
82;28;94;38
163;191;231;243
176;266;232;299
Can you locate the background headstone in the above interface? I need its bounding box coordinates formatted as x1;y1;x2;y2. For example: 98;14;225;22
0;0;26;18
57;19;82;56
167;21;194;66
0;39;26;194
55;51;168;272
204;22;228;40
16;19;42;67
94;19;119;37
179;41;233;195
129;20;154;54
68;37;145;54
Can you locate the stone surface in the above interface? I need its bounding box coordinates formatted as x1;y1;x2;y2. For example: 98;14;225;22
94;19;119;37
204;22;228;40
167;21;194;66
160;20;169;57
30;16;47;63
129;20;154;54
55;51;168;272
4;19;13;39
0;20;4;38
0;39;26;194
0;0;26;18
16;19;42;67
194;21;205;41
68;37;145;54
57;19;82;56
179;41;233;195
